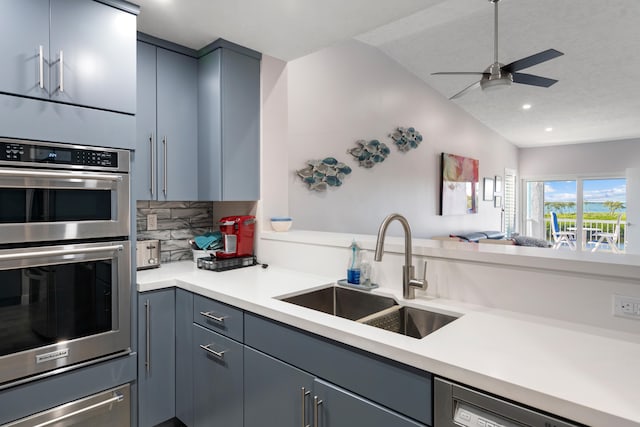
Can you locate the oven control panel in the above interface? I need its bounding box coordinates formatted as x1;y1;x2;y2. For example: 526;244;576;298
455;402;524;427
1;141;119;168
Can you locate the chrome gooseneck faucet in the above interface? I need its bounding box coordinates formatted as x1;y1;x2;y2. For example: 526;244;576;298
374;213;427;299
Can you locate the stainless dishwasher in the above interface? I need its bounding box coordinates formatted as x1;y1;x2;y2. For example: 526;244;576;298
434;378;582;427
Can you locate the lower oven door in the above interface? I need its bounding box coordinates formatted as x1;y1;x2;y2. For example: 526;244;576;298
4;384;130;427
0;241;131;386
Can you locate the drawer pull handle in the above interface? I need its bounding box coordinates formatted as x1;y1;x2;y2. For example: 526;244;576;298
199;343;226;360
200;311;227;323
33;392;124;427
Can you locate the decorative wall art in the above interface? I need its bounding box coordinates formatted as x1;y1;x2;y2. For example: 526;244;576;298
483;177;494;201
494;195;502;209
389;127;422;152
348;139;391;168
440;153;479;215
296;157;352;191
494;175;503;194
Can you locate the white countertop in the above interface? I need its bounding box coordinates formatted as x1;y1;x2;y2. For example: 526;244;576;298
138;261;640;427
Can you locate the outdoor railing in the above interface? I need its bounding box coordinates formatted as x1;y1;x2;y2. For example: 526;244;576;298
544;217;626;251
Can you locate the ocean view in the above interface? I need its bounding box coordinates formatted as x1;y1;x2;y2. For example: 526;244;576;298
544;201;626;215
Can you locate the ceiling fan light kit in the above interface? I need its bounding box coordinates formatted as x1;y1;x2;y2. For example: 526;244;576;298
432;0;563;99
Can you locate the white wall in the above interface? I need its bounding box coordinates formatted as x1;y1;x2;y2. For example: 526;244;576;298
274;40;517;238
519;137;640;178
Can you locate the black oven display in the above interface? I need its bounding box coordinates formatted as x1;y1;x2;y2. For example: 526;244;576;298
0;261;113;357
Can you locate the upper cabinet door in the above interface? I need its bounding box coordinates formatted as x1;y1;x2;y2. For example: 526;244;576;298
156;48;198;201
0;0;50;100
135;41;158;201
220;49;261;201
49;0;136;114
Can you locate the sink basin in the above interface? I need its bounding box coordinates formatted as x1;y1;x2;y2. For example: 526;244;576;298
359;305;457;339
281;286;397;321
280;285;459;339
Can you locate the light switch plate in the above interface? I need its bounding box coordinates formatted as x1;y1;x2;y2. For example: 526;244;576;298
147;214;157;231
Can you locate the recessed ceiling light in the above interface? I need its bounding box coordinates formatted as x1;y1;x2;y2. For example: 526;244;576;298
522;104;532;110
545;127;553;132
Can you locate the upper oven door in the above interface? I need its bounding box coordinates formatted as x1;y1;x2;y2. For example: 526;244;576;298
0;167;130;244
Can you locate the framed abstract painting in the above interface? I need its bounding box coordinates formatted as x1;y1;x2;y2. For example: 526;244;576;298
440;153;479;215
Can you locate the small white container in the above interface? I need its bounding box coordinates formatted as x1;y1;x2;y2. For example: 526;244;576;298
192;249;212;262
271;216;292;232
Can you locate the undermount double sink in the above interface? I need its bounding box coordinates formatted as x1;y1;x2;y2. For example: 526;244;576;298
280;285;459;339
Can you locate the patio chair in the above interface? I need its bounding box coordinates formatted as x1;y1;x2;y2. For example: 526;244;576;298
591;214;622;253
550;212;576;250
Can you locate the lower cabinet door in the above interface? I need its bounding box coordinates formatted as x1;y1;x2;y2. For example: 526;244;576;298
313;379;426;427
138;289;176;427
244;347;314;427
193;324;243;427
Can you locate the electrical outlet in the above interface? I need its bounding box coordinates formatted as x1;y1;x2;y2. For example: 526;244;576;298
147;214;157;231
613;294;640;320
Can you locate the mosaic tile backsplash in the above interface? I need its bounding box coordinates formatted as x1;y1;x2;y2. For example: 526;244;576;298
136;201;257;263
137;201;214;263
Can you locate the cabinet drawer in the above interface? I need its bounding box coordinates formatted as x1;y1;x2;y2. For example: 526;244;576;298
245;313;432;425
193;294;243;341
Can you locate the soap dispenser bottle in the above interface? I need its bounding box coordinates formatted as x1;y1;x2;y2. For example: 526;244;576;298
347;239;361;284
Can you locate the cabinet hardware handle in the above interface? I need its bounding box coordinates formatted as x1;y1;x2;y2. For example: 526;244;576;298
32;392;124;427
38;45;44;89
58;50;64;93
301;387;311;427
0;244;123;261
145;300;150;373
162;136;167;196
149;133;155;197
199;311;227;323
313;396;322;427
199;343;226;360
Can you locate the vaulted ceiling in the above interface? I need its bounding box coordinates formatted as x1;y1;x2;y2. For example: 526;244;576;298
135;0;640;147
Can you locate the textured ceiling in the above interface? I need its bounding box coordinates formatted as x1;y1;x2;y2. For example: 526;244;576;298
135;0;640;147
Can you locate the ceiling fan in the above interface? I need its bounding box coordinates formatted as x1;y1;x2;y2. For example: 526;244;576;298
432;0;564;100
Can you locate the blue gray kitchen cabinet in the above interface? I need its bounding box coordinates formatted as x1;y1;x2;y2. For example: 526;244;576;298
244;313;432;426
175;289;194;426
244;347;315;427
313;379;426;427
137;289;176;427
0;0;136;114
135;41;198;201
192;324;244;427
198;45;261;201
0;0;137;149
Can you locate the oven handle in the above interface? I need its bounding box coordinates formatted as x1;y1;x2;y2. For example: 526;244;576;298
0;169;123;182
0;245;124;261
32;392;124;427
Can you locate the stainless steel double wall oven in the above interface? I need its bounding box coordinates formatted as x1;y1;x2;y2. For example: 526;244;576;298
0;137;131;386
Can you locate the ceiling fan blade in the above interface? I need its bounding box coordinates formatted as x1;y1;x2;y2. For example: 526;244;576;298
501;49;564;73
512;72;558;88
432;72;489;76
449;81;481;100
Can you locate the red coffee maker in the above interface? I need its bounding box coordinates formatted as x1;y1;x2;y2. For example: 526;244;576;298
217;215;256;259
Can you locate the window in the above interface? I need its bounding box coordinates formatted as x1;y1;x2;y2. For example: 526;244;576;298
523;176;626;252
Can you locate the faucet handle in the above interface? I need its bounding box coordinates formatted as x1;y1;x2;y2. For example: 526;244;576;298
408;260;428;292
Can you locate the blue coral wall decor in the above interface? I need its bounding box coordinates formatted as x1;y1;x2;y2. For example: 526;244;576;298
390;127;423;152
297;157;353;191
348;139;391;168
